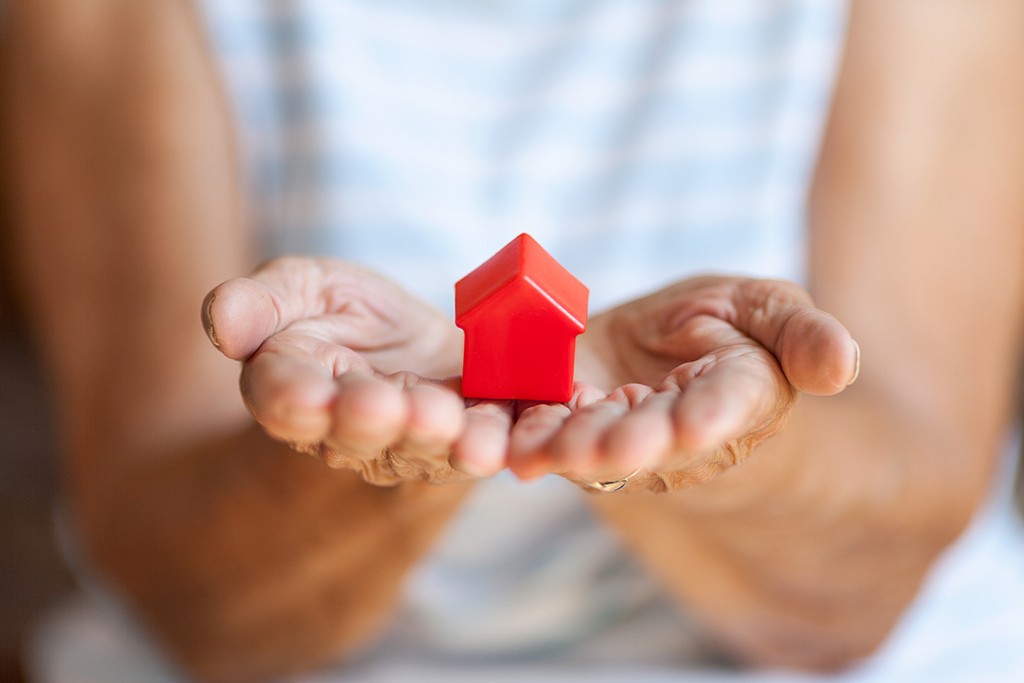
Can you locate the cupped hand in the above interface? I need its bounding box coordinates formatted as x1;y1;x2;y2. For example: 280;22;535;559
507;276;860;492
202;257;511;485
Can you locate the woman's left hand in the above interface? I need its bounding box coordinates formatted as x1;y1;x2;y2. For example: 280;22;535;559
507;276;860;492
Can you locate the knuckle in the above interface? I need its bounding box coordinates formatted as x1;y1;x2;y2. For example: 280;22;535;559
519;403;568;425
388;371;423;390
466;401;513;426
254;254;305;275
319;446;350;470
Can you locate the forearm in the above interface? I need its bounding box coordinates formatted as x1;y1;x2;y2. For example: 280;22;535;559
591;0;1024;668
590;388;987;670
4;3;471;681
84;425;471;683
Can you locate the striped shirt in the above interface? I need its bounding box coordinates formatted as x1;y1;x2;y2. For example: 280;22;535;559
199;0;844;311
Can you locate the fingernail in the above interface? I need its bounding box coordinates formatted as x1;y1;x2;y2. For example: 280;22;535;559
202;293;220;348
847;340;861;386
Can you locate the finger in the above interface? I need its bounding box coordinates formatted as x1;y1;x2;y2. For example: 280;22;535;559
601;391;676;473
732;280;859;395
241;322;375;439
242;350;337;443
450;400;514;478
566;382;610;411
322;371;409;467
544;385;652;480
507;382;608;479
241;344;353;446
507;403;571;480
203;275;281;360
388;382;466;470
667;349;792;458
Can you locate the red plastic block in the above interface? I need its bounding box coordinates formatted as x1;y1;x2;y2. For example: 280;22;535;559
455;233;589;402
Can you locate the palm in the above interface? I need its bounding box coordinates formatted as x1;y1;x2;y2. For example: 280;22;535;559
510;277;859;491
205;257;513;485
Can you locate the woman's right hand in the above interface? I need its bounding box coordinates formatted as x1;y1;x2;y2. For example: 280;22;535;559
202;257;512;486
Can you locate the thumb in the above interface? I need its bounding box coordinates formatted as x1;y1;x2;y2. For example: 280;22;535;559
202;275;281;360
202;257;381;360
731;279;860;396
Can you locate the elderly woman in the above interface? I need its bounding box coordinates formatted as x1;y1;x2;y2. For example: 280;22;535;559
6;1;1024;682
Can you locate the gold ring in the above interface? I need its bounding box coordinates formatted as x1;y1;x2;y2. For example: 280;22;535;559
585;467;643;492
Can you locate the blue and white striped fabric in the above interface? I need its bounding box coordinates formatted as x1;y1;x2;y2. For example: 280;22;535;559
200;0;843;312
28;1;1024;681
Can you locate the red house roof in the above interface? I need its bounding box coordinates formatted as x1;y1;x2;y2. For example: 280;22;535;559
455;233;588;331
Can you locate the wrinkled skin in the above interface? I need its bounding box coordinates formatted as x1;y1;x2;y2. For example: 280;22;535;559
204;259;858;492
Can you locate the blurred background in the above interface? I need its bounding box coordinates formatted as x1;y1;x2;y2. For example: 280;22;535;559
0;13;72;674
0;240;75;683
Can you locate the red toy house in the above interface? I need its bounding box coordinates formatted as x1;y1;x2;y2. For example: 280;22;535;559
455;233;588;402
